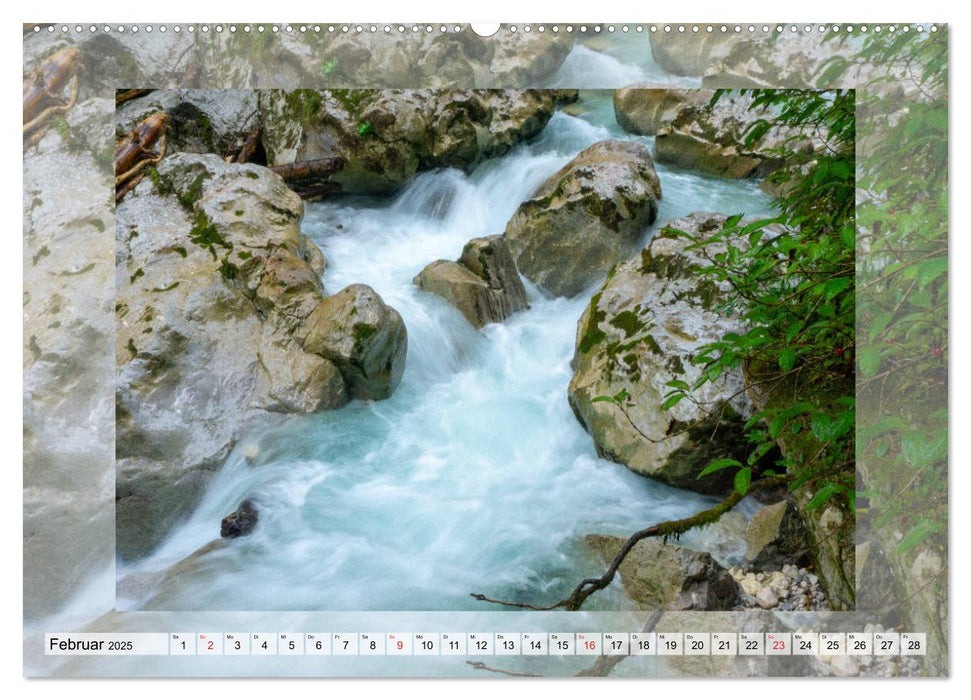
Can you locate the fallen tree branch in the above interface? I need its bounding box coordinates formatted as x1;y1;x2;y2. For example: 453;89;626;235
115;89;153;107
232;123;262;164
465;661;542;677
289;183;342;200
471;473;792;612
269;157;345;181
575;610;664;677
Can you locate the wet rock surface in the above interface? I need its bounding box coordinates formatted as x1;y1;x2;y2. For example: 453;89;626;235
221;500;260;539
299;283;408;401
613;86;714;136
259;89;567;195
414;235;528;328
504;140;661;298
23;98;115;618
115;153;408;559
116;90;259;161
568;213;753;494
586;534;740;611
654;93;803;179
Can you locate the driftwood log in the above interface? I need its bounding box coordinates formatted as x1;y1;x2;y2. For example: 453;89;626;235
115;89;154;107
269;156;346;200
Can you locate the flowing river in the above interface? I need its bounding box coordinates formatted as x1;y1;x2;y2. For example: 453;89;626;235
114;91;775;613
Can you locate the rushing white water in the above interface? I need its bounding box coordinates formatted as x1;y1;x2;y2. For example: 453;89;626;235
116;92;775;612
548;34;702;88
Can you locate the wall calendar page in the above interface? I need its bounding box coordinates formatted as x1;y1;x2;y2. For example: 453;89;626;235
21;19;949;680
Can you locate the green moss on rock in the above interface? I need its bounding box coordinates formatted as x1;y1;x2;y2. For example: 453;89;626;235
609;310;645;338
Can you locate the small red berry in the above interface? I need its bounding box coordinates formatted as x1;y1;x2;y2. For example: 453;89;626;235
889;208;895;214
933;347;943;357
835;347;845;356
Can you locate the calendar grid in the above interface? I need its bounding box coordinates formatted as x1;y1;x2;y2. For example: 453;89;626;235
44;632;927;657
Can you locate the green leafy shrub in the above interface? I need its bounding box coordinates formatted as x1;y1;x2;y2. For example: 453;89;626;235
663;89;856;504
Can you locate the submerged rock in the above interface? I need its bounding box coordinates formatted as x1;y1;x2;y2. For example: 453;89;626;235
504;140;662;298
300;284;408;400
613;86;714;136
586;534;739;611
654;92;805;179
259;89;564;195
116;153;407;559
567;212;753;494
221;500;260;539
414;235;528;328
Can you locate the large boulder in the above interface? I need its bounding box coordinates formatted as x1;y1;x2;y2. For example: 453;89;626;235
414;235;528;328
567;213;753;494
649;31;739;77
258;89;564;195
654;92;804;178
586;534;740;610
300;284;408;400
745;500;810;569
504;140;662;298
116;153;405;559
648;31;873;89
613;86;714;136
116;90;259;160
701;33;882;90
23;98;116;618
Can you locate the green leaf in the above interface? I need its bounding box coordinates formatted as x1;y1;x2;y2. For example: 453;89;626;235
811;411;854;443
785;320;806;344
916;256;947;289
895;519;944;554
824;277;852;301
902;432;947;468
807;482;841;509
592;389;630;405
858;347;881;377
660;394;685;411
724;214;743;229
778;348;797;372
697;458;742;479
734;467;752;496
